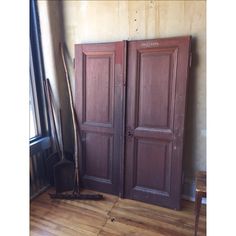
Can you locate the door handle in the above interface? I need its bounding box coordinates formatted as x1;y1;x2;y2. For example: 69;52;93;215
127;130;133;137
126;127;134;138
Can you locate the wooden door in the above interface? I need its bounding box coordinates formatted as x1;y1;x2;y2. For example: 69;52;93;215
124;36;191;209
75;42;126;195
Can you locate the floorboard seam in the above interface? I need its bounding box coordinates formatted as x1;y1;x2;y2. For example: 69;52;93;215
97;197;119;236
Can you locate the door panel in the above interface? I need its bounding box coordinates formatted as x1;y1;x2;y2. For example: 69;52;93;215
138;48;177;129
84;133;113;180
125;36;191;209
134;139;171;192
75;42;126;195
85;53;114;125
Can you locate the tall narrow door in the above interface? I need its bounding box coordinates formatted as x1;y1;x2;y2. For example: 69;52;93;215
125;36;191;209
75;42;126;195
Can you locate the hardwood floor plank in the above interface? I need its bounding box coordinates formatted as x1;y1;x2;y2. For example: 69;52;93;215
31;207;104;234
30;224;58;236
111;199;206;233
99;220;165;236
30;188;206;236
31;212;99;236
107;212;191;236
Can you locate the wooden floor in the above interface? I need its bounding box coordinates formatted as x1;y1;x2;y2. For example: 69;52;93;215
30;188;206;236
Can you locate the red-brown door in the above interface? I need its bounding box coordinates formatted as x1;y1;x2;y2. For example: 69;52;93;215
124;36;191;209
75;42;126;195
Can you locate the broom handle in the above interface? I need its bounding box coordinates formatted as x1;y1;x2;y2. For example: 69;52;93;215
58;109;65;161
60;43;80;191
44;78;61;156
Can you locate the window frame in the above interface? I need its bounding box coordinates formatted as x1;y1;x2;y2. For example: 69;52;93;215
30;45;41;138
30;0;50;147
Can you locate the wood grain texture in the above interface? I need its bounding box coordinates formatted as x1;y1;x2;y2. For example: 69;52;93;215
30;188;206;236
125;36;191;209
75;42;126;195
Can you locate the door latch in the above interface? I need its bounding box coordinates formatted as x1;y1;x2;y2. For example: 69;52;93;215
126;127;134;138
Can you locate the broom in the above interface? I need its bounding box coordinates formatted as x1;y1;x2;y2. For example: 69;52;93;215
49;43;103;200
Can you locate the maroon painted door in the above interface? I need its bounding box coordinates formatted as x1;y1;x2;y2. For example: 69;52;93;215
74;42;126;195
124;36;191;209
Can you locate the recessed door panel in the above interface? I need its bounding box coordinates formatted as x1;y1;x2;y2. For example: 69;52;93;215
134;139;171;193
138;48;177;129
85;54;114;126
84;133;112;180
125;36;191;209
75;41;126;195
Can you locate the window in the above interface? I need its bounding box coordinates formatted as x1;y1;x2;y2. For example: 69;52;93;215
30;0;52;199
30;47;41;139
30;0;49;144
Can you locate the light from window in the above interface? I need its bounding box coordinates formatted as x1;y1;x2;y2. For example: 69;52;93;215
30;48;41;139
30;81;37;138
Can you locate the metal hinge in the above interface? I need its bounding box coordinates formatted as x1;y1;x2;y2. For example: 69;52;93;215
189;53;192;68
